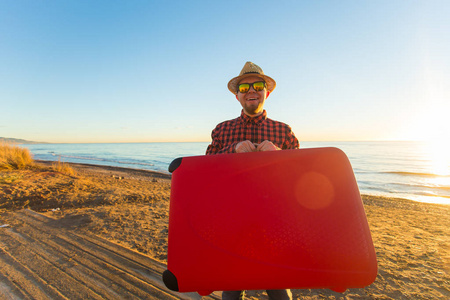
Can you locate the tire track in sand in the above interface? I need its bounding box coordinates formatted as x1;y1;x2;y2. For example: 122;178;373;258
0;209;221;300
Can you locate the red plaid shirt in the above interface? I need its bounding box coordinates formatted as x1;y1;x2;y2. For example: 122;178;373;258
206;110;299;155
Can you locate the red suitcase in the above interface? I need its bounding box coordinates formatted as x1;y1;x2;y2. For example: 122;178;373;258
163;148;377;296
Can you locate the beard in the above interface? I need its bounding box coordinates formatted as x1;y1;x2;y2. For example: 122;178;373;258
243;101;264;116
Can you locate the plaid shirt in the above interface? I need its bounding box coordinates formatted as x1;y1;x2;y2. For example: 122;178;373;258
206;110;299;155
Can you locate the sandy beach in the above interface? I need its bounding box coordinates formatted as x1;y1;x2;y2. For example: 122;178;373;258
1;161;449;299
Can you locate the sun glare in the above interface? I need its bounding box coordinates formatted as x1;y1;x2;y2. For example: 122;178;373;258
402;100;450;177
424;139;450;177
419;108;450;177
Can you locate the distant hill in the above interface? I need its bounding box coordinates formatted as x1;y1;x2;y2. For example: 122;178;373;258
0;137;48;144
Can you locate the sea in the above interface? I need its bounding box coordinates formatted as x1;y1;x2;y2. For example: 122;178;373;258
19;141;450;205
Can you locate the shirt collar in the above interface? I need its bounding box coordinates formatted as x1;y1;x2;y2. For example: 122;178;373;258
240;110;267;125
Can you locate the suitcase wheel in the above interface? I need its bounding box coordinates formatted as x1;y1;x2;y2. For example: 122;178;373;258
162;269;179;291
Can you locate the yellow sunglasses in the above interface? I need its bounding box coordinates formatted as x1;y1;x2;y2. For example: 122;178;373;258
238;81;266;93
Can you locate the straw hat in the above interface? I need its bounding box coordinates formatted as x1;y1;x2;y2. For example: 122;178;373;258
227;61;276;95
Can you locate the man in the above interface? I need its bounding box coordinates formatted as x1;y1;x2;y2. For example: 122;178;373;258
206;61;299;155
206;62;299;300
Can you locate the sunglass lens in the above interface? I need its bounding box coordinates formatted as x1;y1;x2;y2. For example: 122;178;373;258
238;83;250;93
253;82;265;91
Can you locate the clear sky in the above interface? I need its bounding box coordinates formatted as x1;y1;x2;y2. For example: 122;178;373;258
1;0;449;143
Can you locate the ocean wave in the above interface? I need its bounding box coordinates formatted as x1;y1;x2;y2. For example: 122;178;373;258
384;171;449;178
360;186;393;193
50;153;154;167
387;179;450;189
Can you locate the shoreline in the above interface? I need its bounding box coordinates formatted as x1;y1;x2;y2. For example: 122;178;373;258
36;159;172;179
37;159;450;207
22;141;450;206
1;160;449;299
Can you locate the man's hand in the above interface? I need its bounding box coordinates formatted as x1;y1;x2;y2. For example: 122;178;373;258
235;140;257;153
256;140;281;151
235;140;280;153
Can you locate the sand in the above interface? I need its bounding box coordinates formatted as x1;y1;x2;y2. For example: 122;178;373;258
0;161;449;299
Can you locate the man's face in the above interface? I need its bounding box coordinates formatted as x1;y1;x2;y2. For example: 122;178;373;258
237;76;267;117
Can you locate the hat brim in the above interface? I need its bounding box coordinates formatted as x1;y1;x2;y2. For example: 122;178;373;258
227;73;276;95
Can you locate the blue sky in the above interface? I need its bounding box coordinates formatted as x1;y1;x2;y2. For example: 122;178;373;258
1;0;449;143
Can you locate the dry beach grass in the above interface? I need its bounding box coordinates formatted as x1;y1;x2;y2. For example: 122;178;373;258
0;142;34;170
0;146;449;299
